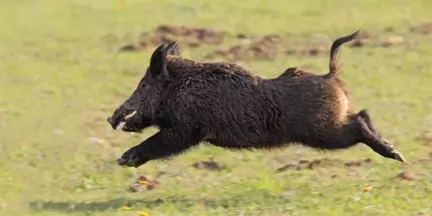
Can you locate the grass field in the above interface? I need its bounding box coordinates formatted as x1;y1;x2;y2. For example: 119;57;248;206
1;0;432;215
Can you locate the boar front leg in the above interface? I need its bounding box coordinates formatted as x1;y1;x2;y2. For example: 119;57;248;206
117;128;202;168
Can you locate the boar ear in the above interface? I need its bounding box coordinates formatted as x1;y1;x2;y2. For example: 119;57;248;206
149;44;167;78
166;41;180;56
148;41;179;78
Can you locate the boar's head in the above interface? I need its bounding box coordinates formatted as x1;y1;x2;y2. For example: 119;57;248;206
107;41;179;131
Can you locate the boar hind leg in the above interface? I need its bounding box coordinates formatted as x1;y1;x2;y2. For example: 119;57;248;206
117;128;202;168
316;112;405;163
355;113;405;162
357;109;381;139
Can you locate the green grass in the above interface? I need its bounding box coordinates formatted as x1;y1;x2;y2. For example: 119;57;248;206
1;0;432;215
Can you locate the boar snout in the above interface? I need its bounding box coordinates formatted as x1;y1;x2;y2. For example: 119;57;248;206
107;103;136;130
107;111;124;130
107;116;117;129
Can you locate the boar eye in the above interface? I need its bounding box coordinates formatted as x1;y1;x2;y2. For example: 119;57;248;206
137;77;146;88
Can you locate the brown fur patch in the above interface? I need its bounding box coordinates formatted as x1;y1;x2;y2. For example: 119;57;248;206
334;86;349;123
280;67;315;78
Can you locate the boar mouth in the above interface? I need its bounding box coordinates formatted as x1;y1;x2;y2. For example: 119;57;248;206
107;110;137;130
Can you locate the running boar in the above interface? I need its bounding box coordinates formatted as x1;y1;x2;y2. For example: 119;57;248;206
107;30;405;168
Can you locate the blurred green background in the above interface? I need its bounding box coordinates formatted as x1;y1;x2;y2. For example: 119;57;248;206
0;0;431;215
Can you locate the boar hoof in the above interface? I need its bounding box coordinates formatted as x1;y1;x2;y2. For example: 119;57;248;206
117;148;149;168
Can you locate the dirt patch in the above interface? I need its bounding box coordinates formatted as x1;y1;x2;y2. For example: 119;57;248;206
203;35;280;61
204;34;333;62
235;33;249;39
304;158;341;169
276;158;341;172
276;163;303;172
119;26;420;60
153;25;224;45
119;26;386;61
394;171;416;181
277;158;373;172
192;158;224;171
120;25;226;51
128;175;160;192
348;29;412;48
381;35;405;47
408;158;432;165
419;129;432;146
344;158;373;167
285;45;328;56
410;22;432;35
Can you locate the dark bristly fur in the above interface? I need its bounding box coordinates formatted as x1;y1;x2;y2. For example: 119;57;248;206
107;30;405;168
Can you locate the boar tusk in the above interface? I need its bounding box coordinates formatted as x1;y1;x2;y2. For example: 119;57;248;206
125;110;137;120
